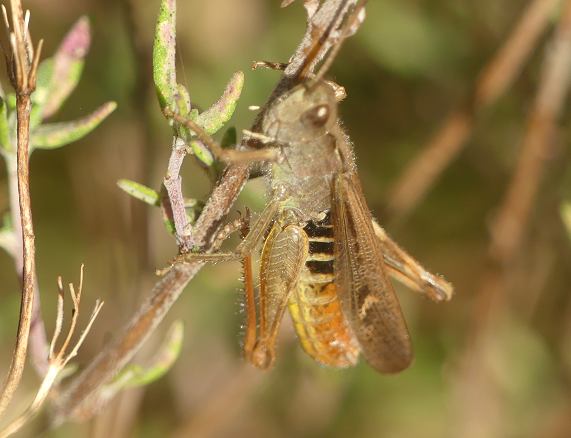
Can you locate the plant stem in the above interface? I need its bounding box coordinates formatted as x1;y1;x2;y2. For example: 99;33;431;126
0;93;36;418
0;0;43;418
6;154;49;378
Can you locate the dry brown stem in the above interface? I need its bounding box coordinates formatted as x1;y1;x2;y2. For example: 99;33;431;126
385;0;558;221
0;0;44;418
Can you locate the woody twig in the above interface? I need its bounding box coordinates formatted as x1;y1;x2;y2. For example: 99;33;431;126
0;0;44;418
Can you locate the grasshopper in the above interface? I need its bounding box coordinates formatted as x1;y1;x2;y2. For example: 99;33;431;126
166;0;453;373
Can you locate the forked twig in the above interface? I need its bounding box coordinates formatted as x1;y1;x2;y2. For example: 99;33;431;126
0;0;44;418
0;265;104;438
385;0;558;221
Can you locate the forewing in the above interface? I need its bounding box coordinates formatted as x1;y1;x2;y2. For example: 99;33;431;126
333;173;412;373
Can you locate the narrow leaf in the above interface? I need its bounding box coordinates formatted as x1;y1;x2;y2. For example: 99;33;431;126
117;179;160;206
189;140;214;167
34;57;54;110
175;83;191;117
196;71;244;135
153;0;177;111
42;17;91;118
31;102;116;150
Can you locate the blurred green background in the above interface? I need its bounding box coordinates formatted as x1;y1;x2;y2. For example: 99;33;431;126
1;0;570;436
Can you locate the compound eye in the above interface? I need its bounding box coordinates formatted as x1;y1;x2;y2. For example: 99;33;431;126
301;104;330;128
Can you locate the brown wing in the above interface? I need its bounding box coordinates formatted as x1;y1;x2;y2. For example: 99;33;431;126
332;172;412;373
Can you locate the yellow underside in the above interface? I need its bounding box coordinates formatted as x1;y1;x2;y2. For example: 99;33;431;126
289;281;360;367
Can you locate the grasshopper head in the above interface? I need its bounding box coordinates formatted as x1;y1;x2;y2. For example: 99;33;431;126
264;81;338;143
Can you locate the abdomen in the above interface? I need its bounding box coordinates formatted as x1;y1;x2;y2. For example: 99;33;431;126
288;213;360;367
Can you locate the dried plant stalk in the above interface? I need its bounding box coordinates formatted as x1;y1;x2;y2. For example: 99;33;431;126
0;0;44;418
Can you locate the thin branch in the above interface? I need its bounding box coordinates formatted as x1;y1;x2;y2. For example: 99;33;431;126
162;137;193;251
0;0;44;417
6;154;49;377
385;0;558;221
53;0;359;423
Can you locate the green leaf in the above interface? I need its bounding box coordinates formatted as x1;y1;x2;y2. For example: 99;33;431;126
42;17;91;119
179;72;243;167
31;102;116;150
175;83;191;117
117;179;160;206
189;140;214;167
153;0;177;112
33;57;55;122
177;108;198;141
107;320;184;389
196;71;244;135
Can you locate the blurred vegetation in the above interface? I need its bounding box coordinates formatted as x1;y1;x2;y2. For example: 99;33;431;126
0;0;570;437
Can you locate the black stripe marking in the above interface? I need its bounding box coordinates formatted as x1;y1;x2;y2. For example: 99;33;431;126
309;240;335;255
304;222;334;238
306;259;334;275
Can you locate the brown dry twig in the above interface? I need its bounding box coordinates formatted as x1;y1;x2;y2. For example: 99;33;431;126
0;266;104;438
385;0;558;221
0;0;44;418
53;0;359;424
